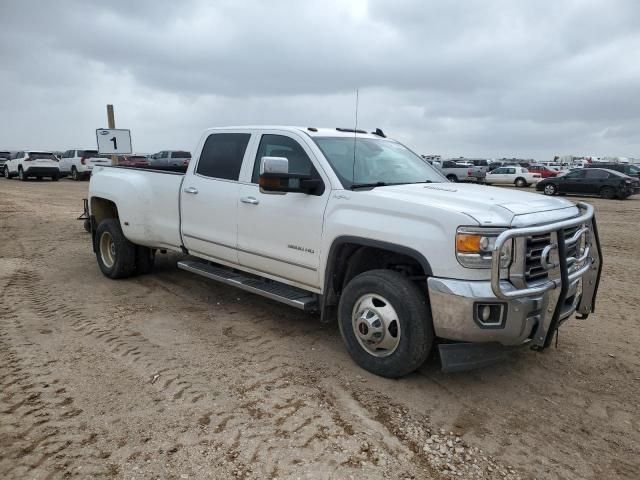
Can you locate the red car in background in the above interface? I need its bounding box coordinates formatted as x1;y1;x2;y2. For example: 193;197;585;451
117;155;150;168
528;164;559;178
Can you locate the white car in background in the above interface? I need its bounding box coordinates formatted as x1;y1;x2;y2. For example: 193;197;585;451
485;166;541;188
3;150;60;181
59;149;111;180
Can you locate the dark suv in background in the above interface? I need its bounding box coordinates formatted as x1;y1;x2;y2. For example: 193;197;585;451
586;163;639;179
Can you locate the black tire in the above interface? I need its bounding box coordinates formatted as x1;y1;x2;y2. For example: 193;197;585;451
18;167;27;181
135;245;155;275
446;174;457;182
338;269;434;378
515;177;527;188
3;166;10;179
83;219;91;233
72;166;80;181
52;175;60;181
600;186;615;199
95;219;136;279
543;183;557;196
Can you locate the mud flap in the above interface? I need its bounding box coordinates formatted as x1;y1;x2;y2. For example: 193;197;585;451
438;342;526;373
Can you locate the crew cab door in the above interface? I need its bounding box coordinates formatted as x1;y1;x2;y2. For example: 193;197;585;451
180;132;253;264
236;132;329;289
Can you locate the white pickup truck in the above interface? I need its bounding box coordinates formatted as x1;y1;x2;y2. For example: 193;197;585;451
87;126;602;377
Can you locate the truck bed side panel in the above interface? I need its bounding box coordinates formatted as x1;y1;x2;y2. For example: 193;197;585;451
89;167;183;250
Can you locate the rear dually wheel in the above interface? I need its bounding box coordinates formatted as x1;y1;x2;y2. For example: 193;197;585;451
95;219;136;279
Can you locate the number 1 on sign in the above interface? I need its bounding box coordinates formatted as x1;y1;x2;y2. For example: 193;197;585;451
110;137;117;150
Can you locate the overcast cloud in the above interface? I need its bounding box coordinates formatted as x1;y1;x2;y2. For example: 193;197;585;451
1;0;639;160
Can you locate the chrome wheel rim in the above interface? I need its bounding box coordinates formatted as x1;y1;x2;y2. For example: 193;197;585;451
544;185;555;195
352;294;401;357
99;231;116;268
19;169;23;179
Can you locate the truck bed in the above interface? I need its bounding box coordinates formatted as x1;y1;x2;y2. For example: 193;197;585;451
89;166;185;250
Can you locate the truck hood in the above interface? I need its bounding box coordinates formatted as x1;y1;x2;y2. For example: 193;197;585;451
367;182;579;227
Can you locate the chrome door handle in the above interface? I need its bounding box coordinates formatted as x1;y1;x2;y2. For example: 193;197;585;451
183;187;198;194
240;196;259;205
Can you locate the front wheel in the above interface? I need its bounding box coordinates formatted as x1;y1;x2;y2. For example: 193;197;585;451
543;184;557;196
338;269;434;378
95;219;136;279
3;166;10;179
18;168;26;181
446;174;457;183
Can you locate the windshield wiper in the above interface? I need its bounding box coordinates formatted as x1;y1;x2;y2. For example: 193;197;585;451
350;180;437;190
350;181;390;190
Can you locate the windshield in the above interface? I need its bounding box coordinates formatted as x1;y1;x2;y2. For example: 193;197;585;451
313;137;446;188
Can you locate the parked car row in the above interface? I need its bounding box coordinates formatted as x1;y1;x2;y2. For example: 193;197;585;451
1;149;192;181
420;156;639;196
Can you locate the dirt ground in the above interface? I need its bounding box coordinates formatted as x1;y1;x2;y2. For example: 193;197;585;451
0;179;638;480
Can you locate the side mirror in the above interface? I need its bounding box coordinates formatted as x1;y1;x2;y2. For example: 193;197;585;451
259;156;322;195
260;156;289;176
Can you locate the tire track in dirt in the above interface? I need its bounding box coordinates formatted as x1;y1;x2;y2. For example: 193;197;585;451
0;265;117;478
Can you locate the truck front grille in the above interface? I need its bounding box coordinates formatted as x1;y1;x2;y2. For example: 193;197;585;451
524;226;581;283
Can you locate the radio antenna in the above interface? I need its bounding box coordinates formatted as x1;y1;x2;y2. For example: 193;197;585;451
351;89;359;184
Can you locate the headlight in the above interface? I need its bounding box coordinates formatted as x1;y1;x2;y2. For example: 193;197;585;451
456;227;512;269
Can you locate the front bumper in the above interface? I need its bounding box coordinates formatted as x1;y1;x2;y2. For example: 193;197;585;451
428;275;582;346
428;202;602;352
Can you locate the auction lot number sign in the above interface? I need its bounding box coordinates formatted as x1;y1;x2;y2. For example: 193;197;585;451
96;129;132;154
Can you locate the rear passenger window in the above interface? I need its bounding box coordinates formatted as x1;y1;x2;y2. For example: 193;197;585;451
585;170;609;179
197;133;251;181
252;134;318;183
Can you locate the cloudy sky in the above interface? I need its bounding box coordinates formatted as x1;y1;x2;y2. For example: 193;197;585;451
1;0;639;160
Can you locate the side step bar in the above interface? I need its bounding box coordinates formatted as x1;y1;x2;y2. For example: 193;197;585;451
177;260;318;311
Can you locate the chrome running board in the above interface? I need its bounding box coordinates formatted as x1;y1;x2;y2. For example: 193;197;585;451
177;259;318;311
